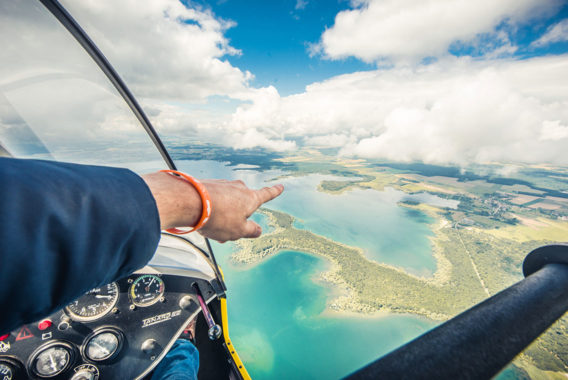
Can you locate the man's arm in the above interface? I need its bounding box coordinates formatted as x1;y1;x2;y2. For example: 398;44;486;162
0;158;283;334
142;172;284;242
0;157;161;334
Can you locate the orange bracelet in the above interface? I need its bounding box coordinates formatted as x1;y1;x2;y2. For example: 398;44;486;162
160;170;212;234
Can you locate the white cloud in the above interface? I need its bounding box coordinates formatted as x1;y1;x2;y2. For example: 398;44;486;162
540;120;568;141
6;0;566;168
304;134;354;147
55;0;312;151
295;0;308;11
315;0;560;64
225;55;568;165
60;0;253;102
532;19;568;47
52;0;301;150
227;128;296;152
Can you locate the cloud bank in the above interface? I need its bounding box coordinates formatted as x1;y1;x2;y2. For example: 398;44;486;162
314;0;561;64
226;56;568;165
62;0;253;102
57;0;568;166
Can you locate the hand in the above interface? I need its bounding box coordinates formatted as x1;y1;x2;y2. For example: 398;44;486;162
198;179;284;242
142;172;284;242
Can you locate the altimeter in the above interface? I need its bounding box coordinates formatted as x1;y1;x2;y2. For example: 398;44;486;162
65;282;119;322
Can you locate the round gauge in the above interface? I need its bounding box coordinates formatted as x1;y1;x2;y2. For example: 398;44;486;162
70;364;99;380
66;282;119;322
130;274;165;307
85;331;121;361
0;358;23;380
32;345;72;377
0;363;13;380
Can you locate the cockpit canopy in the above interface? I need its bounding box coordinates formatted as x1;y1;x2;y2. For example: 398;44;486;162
0;0;164;172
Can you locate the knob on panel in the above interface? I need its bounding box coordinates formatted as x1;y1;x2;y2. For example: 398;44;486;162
141;339;160;356
71;364;99;380
70;370;96;380
58;315;71;331
179;295;195;310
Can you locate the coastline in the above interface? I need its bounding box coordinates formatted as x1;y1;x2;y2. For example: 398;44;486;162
233;208;459;321
231;159;568;376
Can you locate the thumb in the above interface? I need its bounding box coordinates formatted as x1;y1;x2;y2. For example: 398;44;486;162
243;220;262;238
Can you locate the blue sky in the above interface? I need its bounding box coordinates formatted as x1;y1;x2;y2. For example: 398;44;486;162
196;0;373;95
189;0;568;95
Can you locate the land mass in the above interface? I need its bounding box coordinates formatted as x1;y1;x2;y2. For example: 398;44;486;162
235;208;536;319
231;152;568;378
234;206;568;377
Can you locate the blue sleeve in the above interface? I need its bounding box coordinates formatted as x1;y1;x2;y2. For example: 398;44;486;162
0;157;161;334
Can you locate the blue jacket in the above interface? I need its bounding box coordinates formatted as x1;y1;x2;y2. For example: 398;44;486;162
0;157;161;334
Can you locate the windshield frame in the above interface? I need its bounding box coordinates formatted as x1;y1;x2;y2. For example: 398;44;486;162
38;0;176;170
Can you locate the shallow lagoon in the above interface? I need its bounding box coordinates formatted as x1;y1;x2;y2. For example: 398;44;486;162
174;160;452;378
178;161;455;275
266;175;444;275
214;245;436;379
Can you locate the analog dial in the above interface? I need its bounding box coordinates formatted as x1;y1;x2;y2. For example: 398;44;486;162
32;345;71;377
130;275;164;307
66;282;119;322
0;363;13;380
85;331;120;361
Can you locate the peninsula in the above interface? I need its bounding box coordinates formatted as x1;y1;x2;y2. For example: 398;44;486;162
233;205;568;376
229;150;568;377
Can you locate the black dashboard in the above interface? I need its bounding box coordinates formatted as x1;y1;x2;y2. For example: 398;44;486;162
0;273;217;380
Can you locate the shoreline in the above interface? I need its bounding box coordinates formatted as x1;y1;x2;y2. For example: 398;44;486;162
231;160;568;376
233;208;456;321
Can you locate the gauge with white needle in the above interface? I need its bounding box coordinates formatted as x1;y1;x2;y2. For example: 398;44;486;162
0;363;13;380
130;274;164;307
32;345;71;377
65;282;119;322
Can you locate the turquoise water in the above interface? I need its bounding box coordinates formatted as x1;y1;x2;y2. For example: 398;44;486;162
403;192;459;209
178;160;453;274
214;245;436;379
175;160;451;378
266;175;440;275
250;212;273;234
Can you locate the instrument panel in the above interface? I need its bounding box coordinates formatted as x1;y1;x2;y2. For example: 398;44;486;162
0;273;217;380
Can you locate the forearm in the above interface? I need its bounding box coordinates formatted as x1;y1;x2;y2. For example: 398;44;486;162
142;172;284;242
142;171;201;230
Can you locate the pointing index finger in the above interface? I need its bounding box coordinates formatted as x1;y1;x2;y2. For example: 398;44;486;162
256;184;284;206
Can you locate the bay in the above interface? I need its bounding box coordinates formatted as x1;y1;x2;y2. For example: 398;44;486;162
215;246;436;379
175;159;447;378
177;161;453;274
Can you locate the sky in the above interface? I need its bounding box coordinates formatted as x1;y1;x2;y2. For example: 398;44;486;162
59;0;568;167
188;0;376;96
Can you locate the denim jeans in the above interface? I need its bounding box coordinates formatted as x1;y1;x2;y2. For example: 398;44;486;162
151;340;199;380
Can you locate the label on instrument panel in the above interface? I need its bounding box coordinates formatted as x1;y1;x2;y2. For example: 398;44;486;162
0;341;10;353
141;310;181;328
41;332;52;341
15;327;33;341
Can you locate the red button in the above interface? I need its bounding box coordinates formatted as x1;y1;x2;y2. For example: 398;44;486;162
38;320;52;330
0;334;9;341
